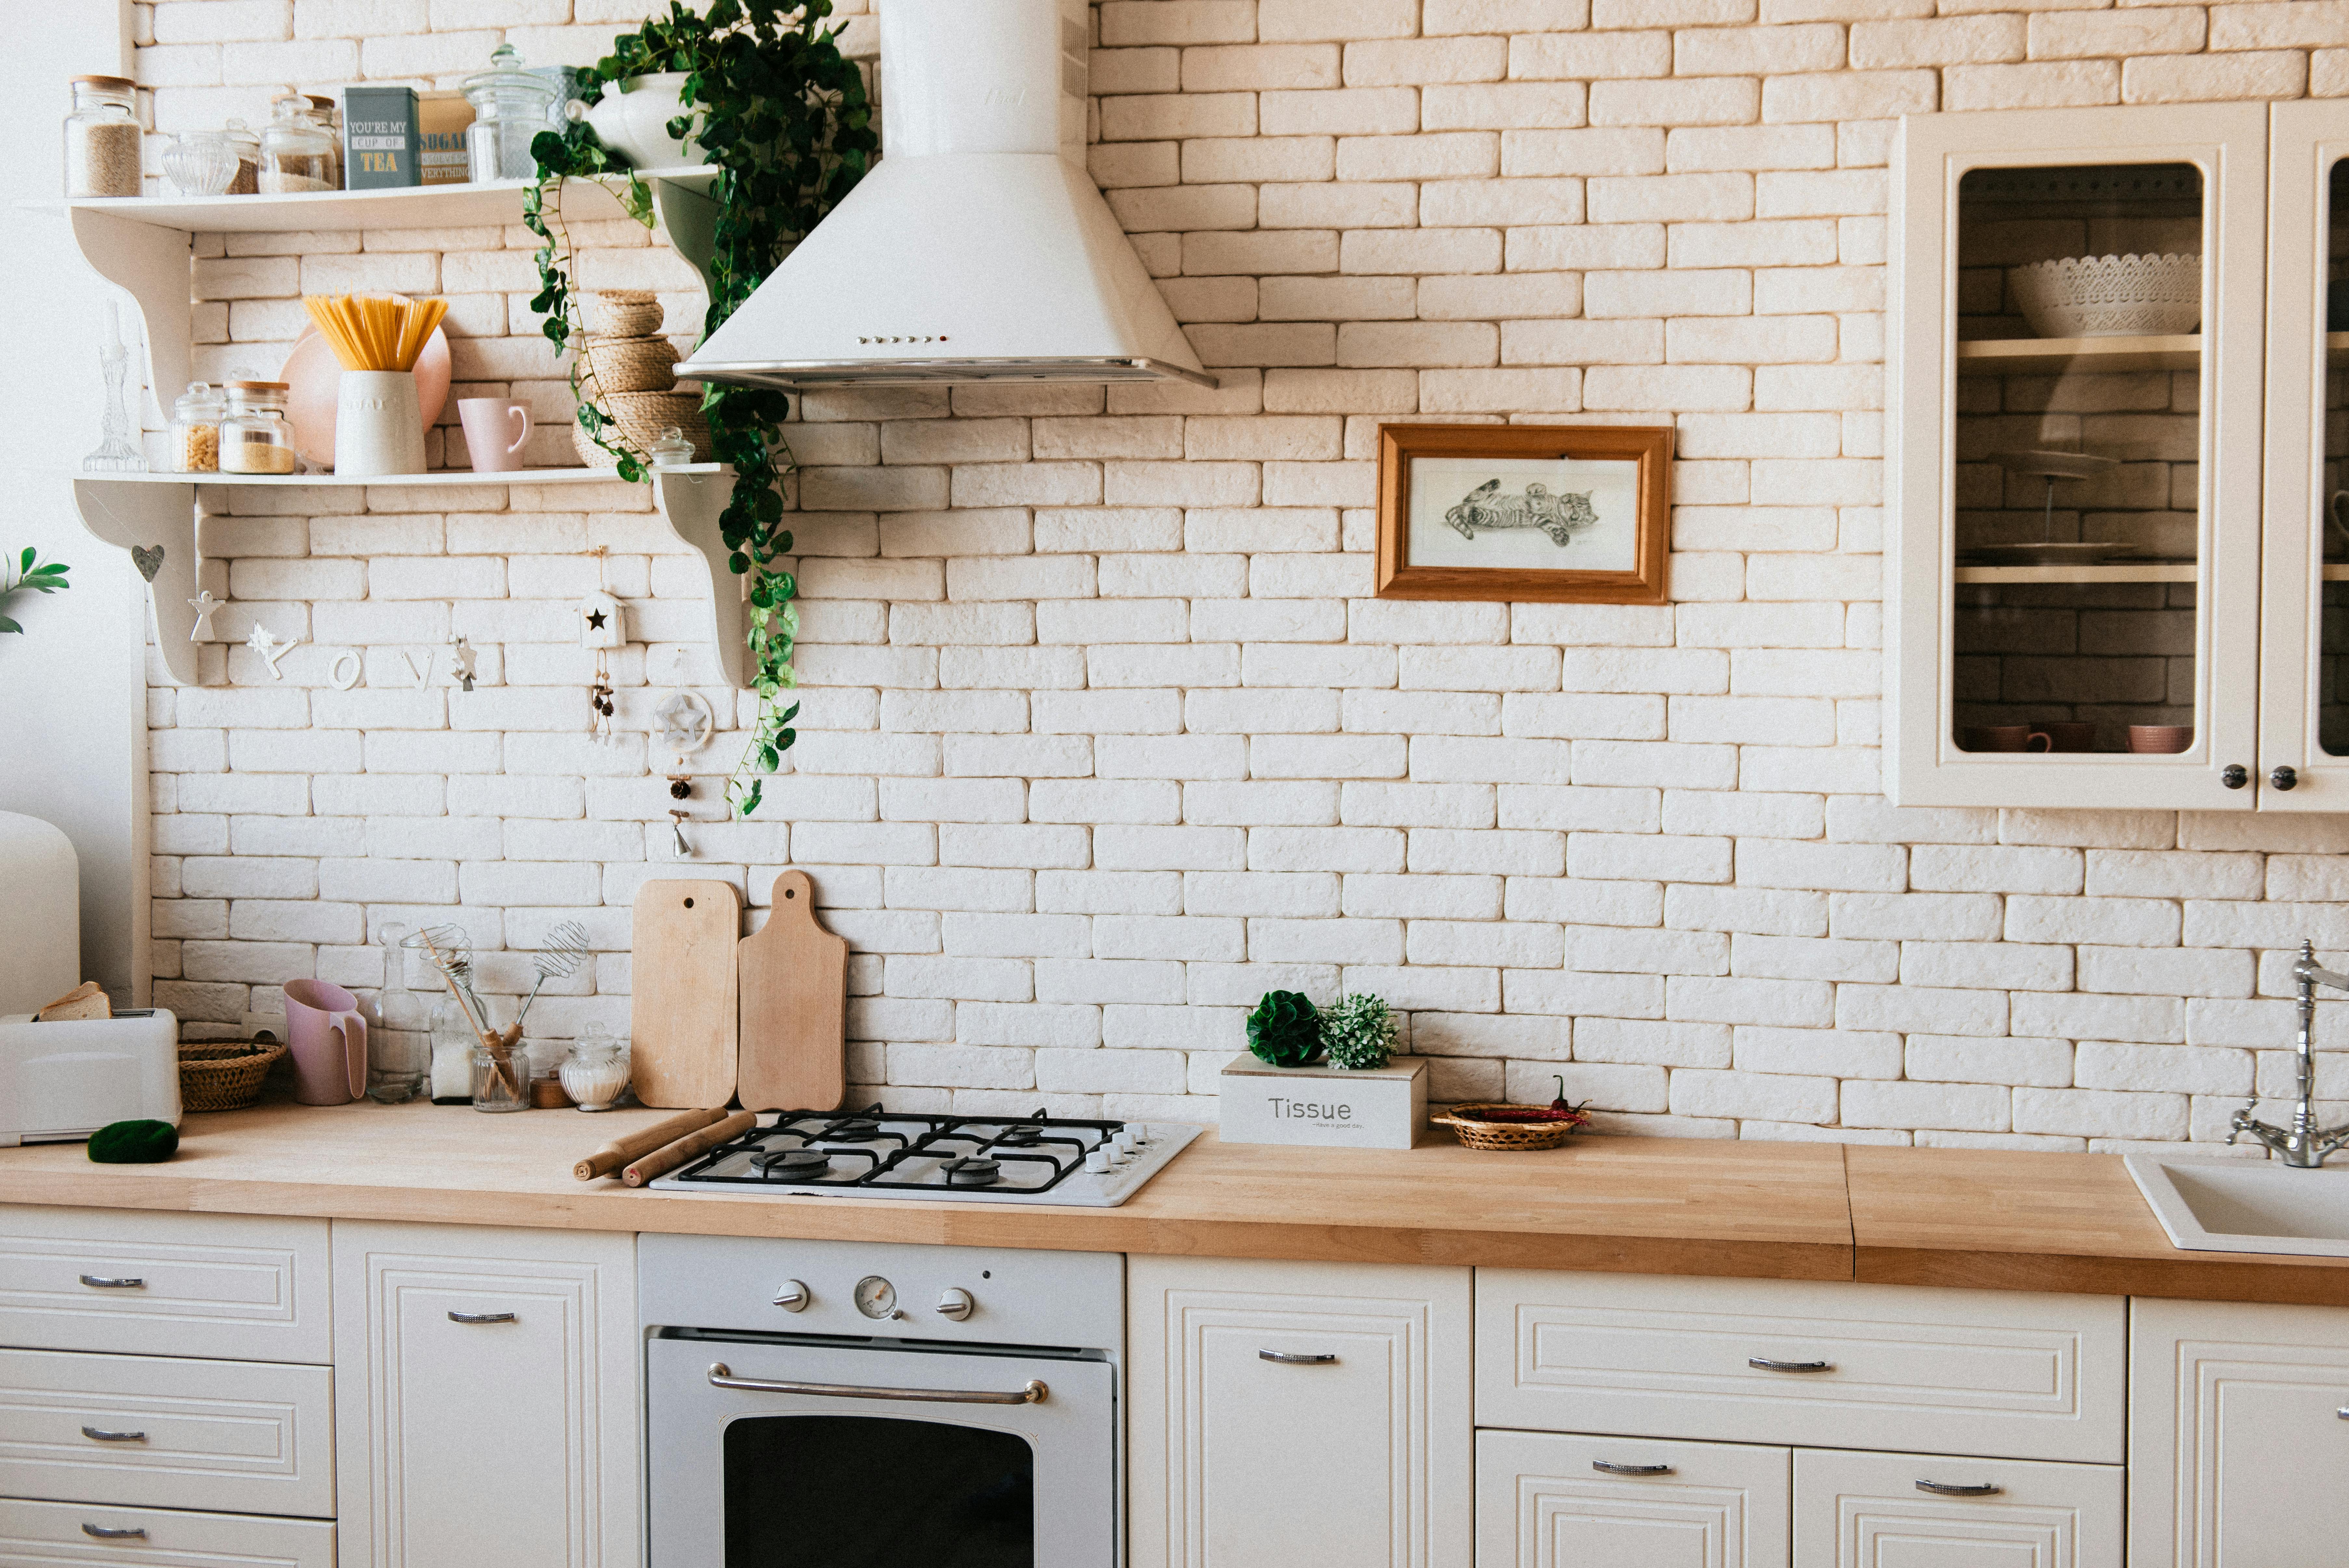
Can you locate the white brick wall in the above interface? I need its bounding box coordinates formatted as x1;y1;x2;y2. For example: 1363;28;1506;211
133;0;2349;1148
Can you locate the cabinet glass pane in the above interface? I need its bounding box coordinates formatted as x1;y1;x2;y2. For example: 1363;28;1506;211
2322;159;2349;756
1951;162;2205;757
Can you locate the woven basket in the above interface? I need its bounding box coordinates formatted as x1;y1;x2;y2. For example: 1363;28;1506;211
178;1040;287;1113
1434;1103;1590;1152
574;390;711;466
579;333;679;396
579;289;663;338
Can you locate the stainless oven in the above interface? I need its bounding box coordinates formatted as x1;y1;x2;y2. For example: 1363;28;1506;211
641;1233;1122;1566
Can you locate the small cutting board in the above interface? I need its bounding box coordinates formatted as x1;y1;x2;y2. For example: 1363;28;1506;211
630;878;741;1110
736;869;848;1114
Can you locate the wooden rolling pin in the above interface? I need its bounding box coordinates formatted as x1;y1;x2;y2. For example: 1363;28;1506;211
573;1107;727;1181
622;1109;756;1188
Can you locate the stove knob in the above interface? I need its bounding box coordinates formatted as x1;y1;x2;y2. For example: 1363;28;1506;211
1085;1148;1113;1174
772;1280;810;1312
937;1288;975;1322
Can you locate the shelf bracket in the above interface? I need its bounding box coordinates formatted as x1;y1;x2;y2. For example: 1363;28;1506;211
71;478;202;687
651;466;746;690
68;208;192;422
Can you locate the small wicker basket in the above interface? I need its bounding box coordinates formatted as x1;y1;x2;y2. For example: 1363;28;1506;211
573;390;712;466
1434;1103;1590;1152
579;289;663;339
579;333;680;396
178;1040;287;1113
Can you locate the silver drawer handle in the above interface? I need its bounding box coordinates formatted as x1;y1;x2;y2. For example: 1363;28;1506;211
2338;1406;2349;1420
709;1362;1046;1406
80;1426;147;1443
1258;1350;1338;1365
83;1523;148;1539
1748;1357;1833;1373
1593;1460;1674;1476
78;1275;144;1289
1916;1480;2003;1497
447;1311;516;1324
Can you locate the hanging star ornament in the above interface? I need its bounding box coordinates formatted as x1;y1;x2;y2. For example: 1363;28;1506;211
244;622;298;679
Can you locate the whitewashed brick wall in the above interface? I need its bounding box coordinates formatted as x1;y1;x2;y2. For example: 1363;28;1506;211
133;0;2349;1149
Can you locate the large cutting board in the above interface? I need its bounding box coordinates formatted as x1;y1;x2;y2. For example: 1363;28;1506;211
736;869;848;1114
630;878;741;1110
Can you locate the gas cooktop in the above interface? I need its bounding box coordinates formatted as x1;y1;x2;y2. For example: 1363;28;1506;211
648;1107;1202;1207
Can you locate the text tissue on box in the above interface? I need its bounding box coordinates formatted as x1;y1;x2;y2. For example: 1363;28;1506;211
1217;1053;1427;1150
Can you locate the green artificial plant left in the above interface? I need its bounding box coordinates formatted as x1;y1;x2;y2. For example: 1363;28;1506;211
529;0;875;817
0;548;70;635
1247;990;1322;1069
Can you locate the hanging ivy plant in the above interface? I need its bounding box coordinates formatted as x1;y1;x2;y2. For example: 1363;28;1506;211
529;0;875;816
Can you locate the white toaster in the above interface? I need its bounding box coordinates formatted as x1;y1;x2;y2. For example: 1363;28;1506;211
0;1009;182;1147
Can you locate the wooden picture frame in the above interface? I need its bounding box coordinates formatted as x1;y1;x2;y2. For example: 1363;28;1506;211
1375;423;1674;604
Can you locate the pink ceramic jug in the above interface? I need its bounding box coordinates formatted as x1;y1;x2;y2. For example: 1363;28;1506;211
283;978;368;1105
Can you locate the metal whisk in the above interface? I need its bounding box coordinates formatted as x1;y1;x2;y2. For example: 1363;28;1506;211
515;921;592;1028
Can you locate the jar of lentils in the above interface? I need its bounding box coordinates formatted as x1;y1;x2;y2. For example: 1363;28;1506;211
63;75;142;198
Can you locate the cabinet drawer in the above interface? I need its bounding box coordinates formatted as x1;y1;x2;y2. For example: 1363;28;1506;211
0;1496;335;1567
0;1206;330;1363
1476;1430;1789;1568
1477;1271;2124;1462
0;1348;334;1518
1793;1448;2121;1568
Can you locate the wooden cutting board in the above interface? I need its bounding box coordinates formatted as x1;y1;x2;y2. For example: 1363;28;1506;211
736;869;848;1114
629;878;741;1110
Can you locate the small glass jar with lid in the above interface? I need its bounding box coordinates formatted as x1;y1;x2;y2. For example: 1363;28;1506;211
304;94;344;189
220;118;260;194
647;425;696;468
556;1025;631;1112
63;75;142;198
219;380;296;474
464;43;558;181
162;130;239;197
260;95;336;193
169;382;226;473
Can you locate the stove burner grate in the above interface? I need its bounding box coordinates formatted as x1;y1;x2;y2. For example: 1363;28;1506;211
750;1148;832;1181
668;1105;1130;1197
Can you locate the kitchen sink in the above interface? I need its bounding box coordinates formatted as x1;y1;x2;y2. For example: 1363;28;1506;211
2126;1154;2349;1257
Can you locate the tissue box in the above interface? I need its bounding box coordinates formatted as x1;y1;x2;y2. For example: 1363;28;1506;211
1217;1053;1426;1150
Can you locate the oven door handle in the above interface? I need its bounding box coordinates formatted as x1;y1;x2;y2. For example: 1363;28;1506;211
707;1362;1048;1405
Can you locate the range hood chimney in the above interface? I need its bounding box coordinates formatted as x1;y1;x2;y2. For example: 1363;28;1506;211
675;0;1214;392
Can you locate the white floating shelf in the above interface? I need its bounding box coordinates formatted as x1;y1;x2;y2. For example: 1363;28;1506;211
1954;563;2199;584
74;465;717;487
45;166;718;233
1955;334;2201;376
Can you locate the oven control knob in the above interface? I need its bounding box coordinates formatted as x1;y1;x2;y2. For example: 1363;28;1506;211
772;1280;810;1312
937;1288;975;1322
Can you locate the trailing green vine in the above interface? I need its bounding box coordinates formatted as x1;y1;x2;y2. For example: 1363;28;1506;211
529;0;874;816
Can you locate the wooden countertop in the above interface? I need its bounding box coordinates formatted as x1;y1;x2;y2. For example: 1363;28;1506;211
4;1101;2346;1303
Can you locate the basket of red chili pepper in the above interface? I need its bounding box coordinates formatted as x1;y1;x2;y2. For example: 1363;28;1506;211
1433;1077;1592;1151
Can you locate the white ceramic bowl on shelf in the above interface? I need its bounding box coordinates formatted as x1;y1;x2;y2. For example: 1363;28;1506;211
2010;252;2202;338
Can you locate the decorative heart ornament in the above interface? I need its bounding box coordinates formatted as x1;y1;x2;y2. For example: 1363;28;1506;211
130;545;165;583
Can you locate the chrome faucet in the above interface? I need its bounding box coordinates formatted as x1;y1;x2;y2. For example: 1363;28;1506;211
2229;940;2349;1168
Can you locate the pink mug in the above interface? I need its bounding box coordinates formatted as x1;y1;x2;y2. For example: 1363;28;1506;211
283;978;368;1106
457;398;532;473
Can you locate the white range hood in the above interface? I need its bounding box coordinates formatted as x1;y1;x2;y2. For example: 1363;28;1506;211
676;0;1213;391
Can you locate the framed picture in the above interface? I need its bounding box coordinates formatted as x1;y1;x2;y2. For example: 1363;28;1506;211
1375;423;1674;604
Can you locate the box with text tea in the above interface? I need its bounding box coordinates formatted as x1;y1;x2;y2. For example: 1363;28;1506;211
342;86;419;189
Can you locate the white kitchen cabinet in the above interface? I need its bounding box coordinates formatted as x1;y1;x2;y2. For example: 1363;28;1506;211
1127;1255;1472;1568
2128;1297;2349;1567
1793;1449;2122;1568
1477;1430;1789;1568
331;1220;638;1568
0;1496;336;1567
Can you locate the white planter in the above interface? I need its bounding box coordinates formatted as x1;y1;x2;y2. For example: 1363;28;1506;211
569;72;706;169
1216;1054;1428;1150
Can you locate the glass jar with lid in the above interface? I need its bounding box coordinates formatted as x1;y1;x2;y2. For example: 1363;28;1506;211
162;130;239;197
556;1025;630;1111
220;117;260;194
63;75;142;198
169;382;226;473
464;43;559;181
260;95;336;193
220;381;296;474
304;94;344;190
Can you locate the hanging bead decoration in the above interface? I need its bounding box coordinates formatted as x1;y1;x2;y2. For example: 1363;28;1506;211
586;546;617;745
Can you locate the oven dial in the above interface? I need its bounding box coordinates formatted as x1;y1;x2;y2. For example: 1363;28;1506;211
772;1280;809;1312
853;1275;899;1320
937;1287;974;1321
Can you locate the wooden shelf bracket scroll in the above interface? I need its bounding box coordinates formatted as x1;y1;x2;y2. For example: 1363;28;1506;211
70;477;203;687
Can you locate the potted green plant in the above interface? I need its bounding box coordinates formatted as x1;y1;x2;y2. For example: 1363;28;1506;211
529;0;874;817
0;548;70;635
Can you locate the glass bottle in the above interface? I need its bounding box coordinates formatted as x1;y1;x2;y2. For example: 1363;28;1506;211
472;1039;531;1112
428;999;475;1104
464;43;559;181
556;1024;631;1111
221;118;260;195
220;380;296;474
64;75;142;198
367;921;429;1103
169;382;225;473
260;94;337;194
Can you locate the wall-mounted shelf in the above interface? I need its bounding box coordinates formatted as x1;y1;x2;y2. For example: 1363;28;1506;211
1954;562;2349;584
66;463;745;691
1955;334;2201;376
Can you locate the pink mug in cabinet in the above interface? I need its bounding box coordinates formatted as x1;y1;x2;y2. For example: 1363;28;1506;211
283;978;368;1105
458;398;532;473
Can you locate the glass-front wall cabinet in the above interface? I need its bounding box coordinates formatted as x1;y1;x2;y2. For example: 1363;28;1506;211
1894;104;2266;809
